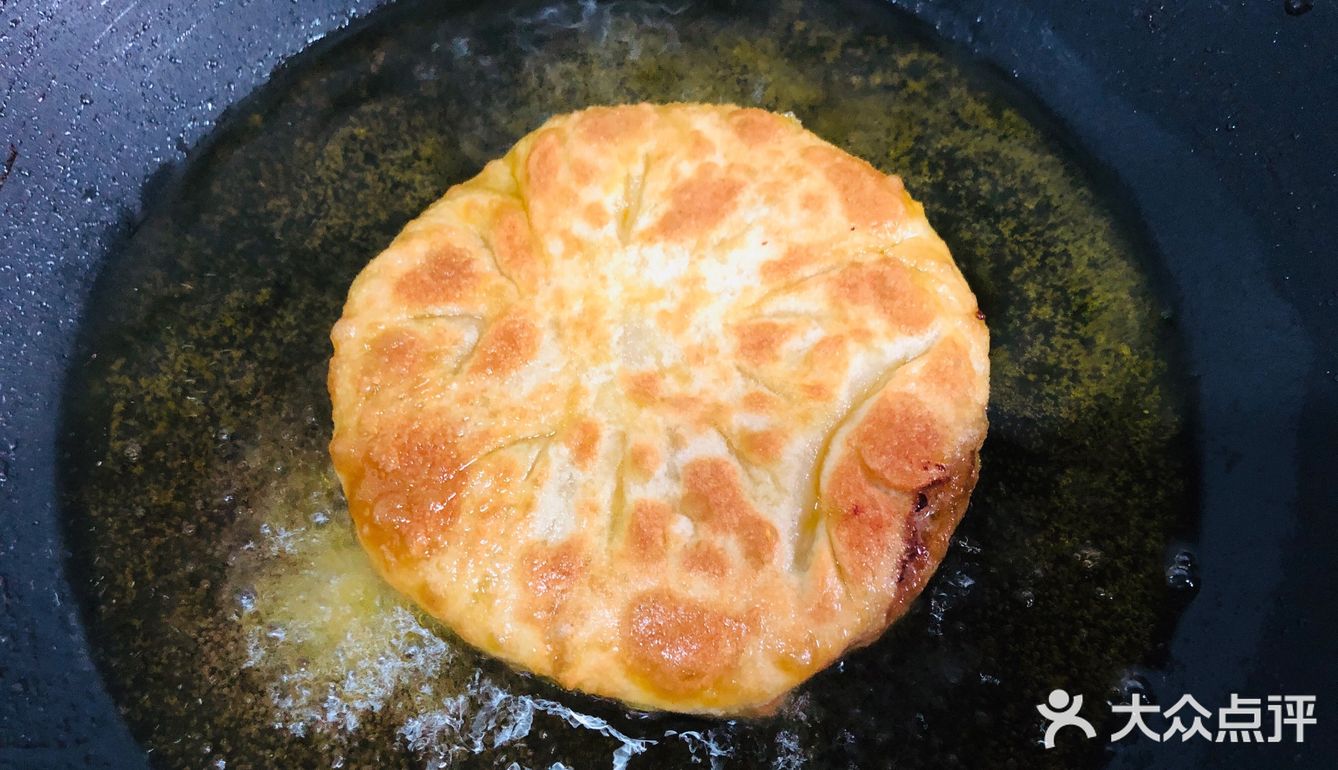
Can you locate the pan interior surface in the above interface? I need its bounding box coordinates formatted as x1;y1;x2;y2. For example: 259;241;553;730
59;0;1195;767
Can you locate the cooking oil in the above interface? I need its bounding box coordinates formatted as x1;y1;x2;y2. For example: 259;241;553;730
60;0;1194;767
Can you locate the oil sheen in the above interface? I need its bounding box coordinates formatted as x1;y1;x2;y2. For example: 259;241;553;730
60;0;1195;767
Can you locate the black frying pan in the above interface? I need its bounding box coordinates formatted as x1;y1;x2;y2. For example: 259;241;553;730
2;1;1335;768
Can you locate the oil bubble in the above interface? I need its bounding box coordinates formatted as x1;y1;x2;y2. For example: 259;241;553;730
1285;0;1314;16
1165;548;1199;593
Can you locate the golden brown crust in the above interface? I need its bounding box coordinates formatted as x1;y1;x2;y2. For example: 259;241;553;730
328;103;989;715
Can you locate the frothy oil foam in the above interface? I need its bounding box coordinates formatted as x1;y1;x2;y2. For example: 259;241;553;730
223;448;677;768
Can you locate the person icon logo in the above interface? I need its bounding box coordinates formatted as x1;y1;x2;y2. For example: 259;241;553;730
1037;689;1097;749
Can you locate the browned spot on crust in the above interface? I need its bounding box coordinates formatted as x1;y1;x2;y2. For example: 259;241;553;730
760;244;820;284
652;307;686;338
824;452;907;590
806;334;848;372
571;158;597;186
802;145;906;228
394;244;478;306
735;320;794;365
667;394;708;423
628;499;673;562
830;261;934;332
577;105;651;143
560;232;583;256
728;108;786;145
687;130;716;157
526;130;564;193
345;417;479;558
624;370;663;405
622;589;746;695
804;564;846;626
584;201;609;228
489;205;539;287
681;541;730;579
801;381;832;401
740;428;786;465
650;164;744;241
524;539;588;620
468;314;540;377
629;442;661;479
524;131;579;218
370;328;421;378
680;458;779;567
801;192;827;215
855;393;950;490
918;337;975;403
569;298;613;352
564;419;601;470
742;390;780;414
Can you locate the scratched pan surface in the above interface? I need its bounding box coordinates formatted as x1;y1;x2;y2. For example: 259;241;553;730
2;0;1335;768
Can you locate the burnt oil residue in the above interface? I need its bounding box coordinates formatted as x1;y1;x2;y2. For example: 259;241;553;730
59;0;1195;767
